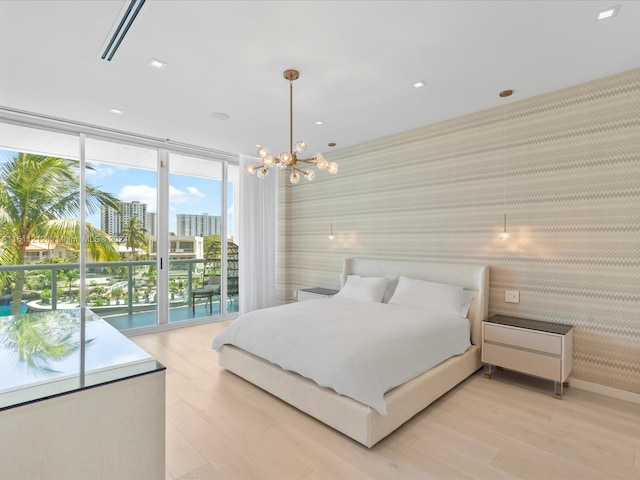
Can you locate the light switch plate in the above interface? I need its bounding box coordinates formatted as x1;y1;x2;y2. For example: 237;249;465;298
505;290;520;303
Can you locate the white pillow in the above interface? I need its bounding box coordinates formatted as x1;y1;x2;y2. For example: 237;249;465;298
382;275;399;303
336;275;389;303
388;276;475;318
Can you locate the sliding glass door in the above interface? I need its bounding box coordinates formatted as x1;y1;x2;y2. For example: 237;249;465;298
0;122;81;317
84;137;159;330
0;117;239;333
167;153;239;322
0;122;85;397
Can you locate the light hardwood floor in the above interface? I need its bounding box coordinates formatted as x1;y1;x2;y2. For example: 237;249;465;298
131;322;640;480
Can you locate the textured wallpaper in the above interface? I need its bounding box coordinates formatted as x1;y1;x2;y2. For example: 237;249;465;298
277;67;640;395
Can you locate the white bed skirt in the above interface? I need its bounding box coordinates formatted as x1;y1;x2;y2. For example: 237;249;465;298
219;343;481;447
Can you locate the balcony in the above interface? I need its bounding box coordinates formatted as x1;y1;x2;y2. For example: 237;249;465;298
0;259;238;331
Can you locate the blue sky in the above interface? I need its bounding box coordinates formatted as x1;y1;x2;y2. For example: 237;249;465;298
1;150;234;237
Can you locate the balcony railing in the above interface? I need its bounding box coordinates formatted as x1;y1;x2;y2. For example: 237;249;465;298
0;259;238;325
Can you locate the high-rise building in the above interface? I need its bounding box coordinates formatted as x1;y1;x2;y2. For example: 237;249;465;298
101;201;147;238
145;212;157;237
176;213;221;237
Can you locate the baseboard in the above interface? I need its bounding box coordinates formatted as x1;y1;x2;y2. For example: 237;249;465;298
569;377;640;405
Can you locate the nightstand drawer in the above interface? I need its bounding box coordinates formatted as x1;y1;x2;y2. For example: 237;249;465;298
484;323;561;355
483;342;562;381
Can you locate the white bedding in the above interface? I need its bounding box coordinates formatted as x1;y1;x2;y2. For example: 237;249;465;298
212;296;471;414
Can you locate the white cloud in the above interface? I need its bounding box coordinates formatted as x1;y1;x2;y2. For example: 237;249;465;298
116;184;208;214
118;185;157;212
169;185;207;205
86;163;122;180
186;186;205;199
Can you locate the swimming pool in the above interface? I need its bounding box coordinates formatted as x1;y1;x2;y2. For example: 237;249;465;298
0;302;28;316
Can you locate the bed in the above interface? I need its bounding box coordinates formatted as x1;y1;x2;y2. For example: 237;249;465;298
213;258;489;447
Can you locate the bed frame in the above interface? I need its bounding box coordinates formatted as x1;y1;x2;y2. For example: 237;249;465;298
218;258;489;447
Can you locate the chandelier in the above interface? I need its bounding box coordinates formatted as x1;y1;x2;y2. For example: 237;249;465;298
244;69;339;184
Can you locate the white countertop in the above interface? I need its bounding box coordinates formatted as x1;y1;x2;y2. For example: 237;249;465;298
0;309;162;409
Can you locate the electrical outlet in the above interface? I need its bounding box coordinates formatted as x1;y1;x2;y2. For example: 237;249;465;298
505;290;520;303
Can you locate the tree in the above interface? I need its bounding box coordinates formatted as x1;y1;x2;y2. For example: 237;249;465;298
120;217;147;260
63;268;80;297
203;234;221;256
0;153;120;314
202;235;222;278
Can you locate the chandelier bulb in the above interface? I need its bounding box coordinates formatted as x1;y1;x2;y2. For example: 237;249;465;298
294;141;307;154
244;165;256;176
304;169;315;181
327;162;339;175
289;171;301;184
314;153;328;170
263;155;275;168
257;146;269;158
280;152;292;165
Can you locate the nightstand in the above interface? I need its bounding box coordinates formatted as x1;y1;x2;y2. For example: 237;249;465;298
297;287;339;302
482;315;574;399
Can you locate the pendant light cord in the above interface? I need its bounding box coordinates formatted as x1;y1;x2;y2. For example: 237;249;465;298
503;100;507;214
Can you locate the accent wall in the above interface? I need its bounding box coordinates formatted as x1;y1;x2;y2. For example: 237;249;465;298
277;67;640;396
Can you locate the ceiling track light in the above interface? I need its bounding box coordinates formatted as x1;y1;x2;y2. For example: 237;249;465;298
101;0;146;61
245;69;339;184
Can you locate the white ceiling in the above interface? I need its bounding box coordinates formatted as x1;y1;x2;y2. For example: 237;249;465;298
1;1;639;158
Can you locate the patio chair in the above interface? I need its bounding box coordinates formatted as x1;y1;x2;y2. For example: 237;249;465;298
191;275;220;314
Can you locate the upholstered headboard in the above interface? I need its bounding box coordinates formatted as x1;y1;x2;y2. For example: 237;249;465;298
342;258;490;346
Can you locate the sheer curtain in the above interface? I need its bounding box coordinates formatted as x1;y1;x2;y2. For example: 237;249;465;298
239;155;277;314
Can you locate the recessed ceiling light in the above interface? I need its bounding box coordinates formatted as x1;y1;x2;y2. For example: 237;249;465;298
597;5;620;20
109;108;123;114
413;81;427;88
210;112;230;120
147;58;167;69
315;120;324;125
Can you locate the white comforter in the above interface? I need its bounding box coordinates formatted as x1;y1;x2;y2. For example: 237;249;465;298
212;296;471;414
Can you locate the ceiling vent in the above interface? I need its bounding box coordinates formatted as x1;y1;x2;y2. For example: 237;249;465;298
100;0;146;61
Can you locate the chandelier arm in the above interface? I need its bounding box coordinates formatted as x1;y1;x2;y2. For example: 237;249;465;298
296;157;317;164
291;165;307;174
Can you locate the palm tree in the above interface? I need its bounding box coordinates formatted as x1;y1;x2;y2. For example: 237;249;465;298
120;217;147;260
0;153;120;314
